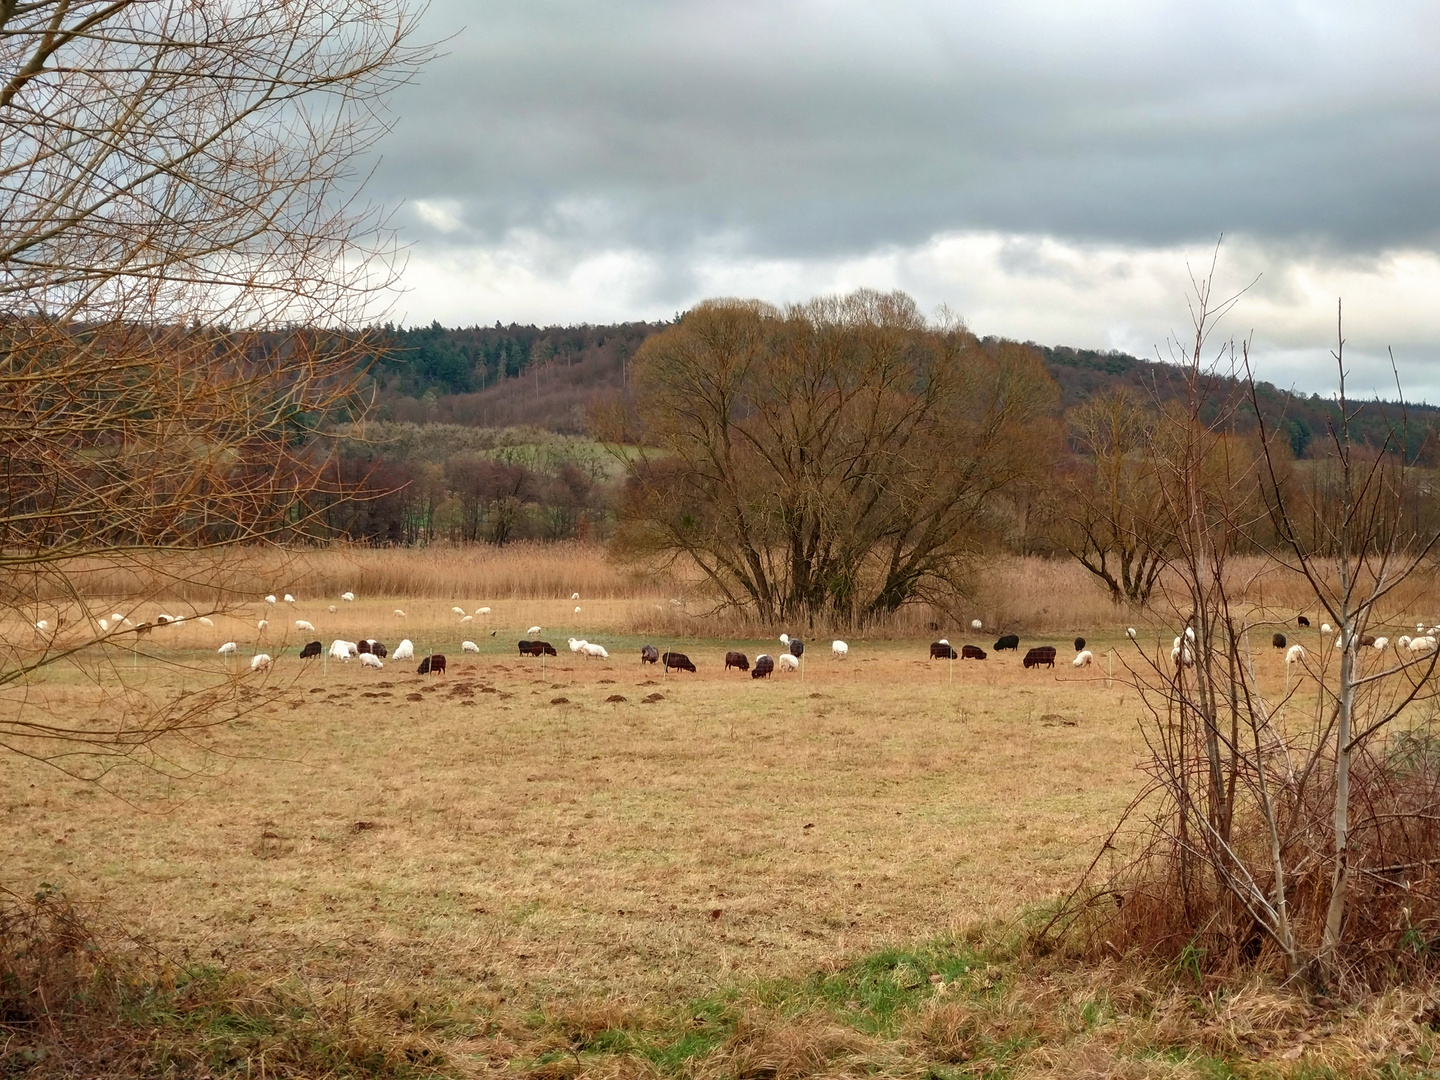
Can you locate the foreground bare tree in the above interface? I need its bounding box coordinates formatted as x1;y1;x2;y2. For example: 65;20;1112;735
596;291;1058;628
1049;262;1440;990
0;0;427;778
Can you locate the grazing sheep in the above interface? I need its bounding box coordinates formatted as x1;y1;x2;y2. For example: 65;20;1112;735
198;616;214;627
394;609;405;617
256;619;268;631
367;640;387;658
452;607;465;616
641;645;659;664
264;595;276;604
1400;635;1412;651
98;618;109;632
1022;646;1057;669
568;638;586;653
284;594;295;603
580;642;609;659
459;615;472;623
1321;623;1333;634
218;642;237;656
1360;635;1377;647
1298;615;1310;627
526;641;559;657
462;641;480;653
971;619;983;630
299;641;322;659
572;592;580;600
1126;627;1137;639
725;650;750;671
329;640;355;661
518;640;534;656
789;638;805;658
752;654;775;678
417;654;446;675
574;606;582;614
393;639;415;660
994;634;1020;651
832;640;849;658
1286;644;1306;664
1073;650;1094;668
663;651;696;672
1410;636;1438;654
1074;637;1086;651
1373;637;1389;650
357;639;372;654
1171;641;1195;667
962;645;987;660
779;633;790;646
778;653;800;672
476;607;491;615
527;625;542;635
112;613;126;625
1184;626;1196;642
930;642;958;659
296;619;315;632
328;605;337;613
1273;633;1287;649
341;592;355;602
359;652;383;669
250;654;272;672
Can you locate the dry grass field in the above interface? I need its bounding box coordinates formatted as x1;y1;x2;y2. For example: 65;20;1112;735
8;568;1440;1076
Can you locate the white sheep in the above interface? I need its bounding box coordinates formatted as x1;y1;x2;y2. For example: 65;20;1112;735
284;594;296;603
1184;626;1196;642
264;594;276;604
527;625;542;635
778;653;799;672
250;653;272;672
574;606;582;614
1410;636;1437;654
393;639;415;660
359;652;384;669
462;641;480;653
1126;627;1137;638
568;638;586;653
218;642;238;656
1400;635;1412;651
98;618;109;632
329;639;355;661
341;592;355;602
832;640;849;658
1073;650;1093;668
451;606;465;616
112;613;127;624
779;633;790;646
970;619;982;630
1321;623;1333;634
571;592;580;600
172;615;186;624
1286;643;1306;664
394;609;405;617
1373;636;1389;650
296;620;315;632
328;605;338;613
580;642;609;659
476;607;491;615
198;616;214;626
1171;643;1194;667
460;615;473;623
256;619;268;631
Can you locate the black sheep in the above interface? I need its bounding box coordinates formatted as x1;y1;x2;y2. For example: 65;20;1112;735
930;642;958;660
961;645;986;660
789;638;804;658
1074;637;1086;651
517;640;532;656
1298;615;1311;627
751;654;775;678
641;644;659;664
299;640;322;659
1273;632;1287;649
1022;646;1056;669
725;650;750;671
417;654;446;675
994;634;1020;651
662;651;696;672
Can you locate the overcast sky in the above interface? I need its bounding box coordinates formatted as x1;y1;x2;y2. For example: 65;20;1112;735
370;0;1440;400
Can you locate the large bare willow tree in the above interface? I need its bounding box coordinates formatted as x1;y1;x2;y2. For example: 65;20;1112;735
0;0;427;777
598;290;1058;628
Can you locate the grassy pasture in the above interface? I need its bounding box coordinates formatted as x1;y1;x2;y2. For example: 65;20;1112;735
7;591;1440;1075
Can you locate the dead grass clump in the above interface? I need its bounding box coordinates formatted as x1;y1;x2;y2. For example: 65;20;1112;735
704;1012;870;1080
0;887;449;1078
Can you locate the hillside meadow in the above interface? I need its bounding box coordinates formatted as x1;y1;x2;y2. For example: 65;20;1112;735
7;556;1440;1076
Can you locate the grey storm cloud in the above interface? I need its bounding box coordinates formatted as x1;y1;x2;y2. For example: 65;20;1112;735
373;0;1440;258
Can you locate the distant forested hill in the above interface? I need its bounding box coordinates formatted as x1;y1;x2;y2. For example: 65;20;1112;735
363;322;1440;460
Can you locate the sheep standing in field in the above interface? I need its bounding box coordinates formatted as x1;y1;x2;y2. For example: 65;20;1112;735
641;644;659;664
300;641;322;659
296;619;315;632
256;619;268;631
1322;623;1333;635
341;592;355;602
1399;636;1412;652
662;651;696;672
574;606;582;614
580;641;609;659
265;595;276;604
1286;644;1306;665
1373;636;1389;651
1410;636;1438;655
1126;627;1137;639
1073;650;1093;668
572;592;580;600
832;640;849;658
778;654;800;672
476;606;491;615
962;645;987;660
250;654;272;672
1273;633;1287;649
568;637;586;653
930;641;958;660
417;654;446;675
1074;637;1086;652
359;652;384;669
197;616;213;627
329;639;355;661
394;609;405;617
1298;615;1310;627
752;654;775;678
725;650;749;671
462;641;479;653
451;606;465;616
393;639;415;660
284;594;295;603
527;625;542;635
218;642;237;656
